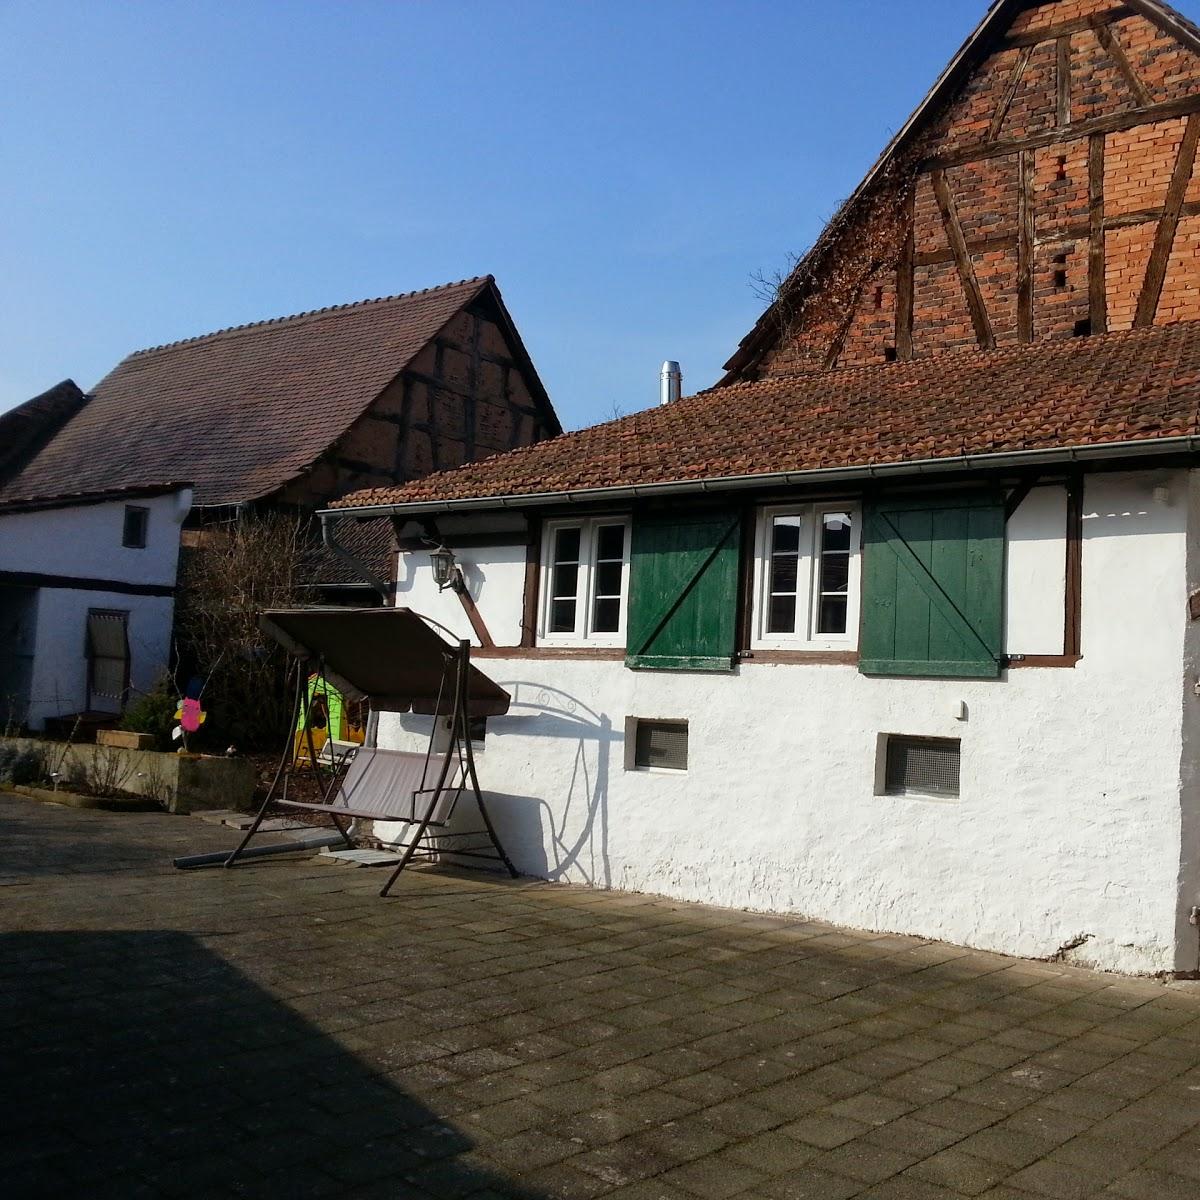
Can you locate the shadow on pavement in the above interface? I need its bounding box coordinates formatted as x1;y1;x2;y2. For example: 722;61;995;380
0;930;547;1199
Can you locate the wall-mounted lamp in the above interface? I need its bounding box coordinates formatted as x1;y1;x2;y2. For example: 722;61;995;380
429;544;463;592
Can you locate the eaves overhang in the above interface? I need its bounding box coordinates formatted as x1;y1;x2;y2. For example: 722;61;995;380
320;435;1200;521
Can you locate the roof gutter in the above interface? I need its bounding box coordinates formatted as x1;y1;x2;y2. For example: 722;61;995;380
319;435;1200;520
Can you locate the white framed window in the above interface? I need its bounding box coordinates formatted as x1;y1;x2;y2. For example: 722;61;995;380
539;516;631;646
752;504;861;650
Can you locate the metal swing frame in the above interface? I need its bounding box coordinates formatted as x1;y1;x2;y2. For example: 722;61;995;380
223;636;518;896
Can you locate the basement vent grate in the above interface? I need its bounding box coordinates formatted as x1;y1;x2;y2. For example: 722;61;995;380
885;736;960;798
633;719;689;771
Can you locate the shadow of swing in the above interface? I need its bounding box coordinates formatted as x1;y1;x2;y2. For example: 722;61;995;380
0;930;549;1199
434;681;619;890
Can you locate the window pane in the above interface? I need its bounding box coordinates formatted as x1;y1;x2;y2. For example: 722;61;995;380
554;527;581;564
769;594;797;634
769;556;798;595
819;596;848;635
771;515;802;555
552;562;578;599
595;524;624;561
821;556;849;594
821;513;852;552
551;598;576;633
592;597;620;633
595;560;623;598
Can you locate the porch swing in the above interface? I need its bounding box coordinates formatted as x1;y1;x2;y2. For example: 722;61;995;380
219;607;518;896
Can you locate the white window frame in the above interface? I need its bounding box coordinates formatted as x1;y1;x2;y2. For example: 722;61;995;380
751;503;862;651
539;516;631;647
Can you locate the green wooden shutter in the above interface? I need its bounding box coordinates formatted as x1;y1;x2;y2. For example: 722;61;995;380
860;494;1005;679
626;509;741;672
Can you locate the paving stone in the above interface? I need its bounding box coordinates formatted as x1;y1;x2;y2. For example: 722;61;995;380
784;1112;873;1149
660;1153;768;1198
904;1148;1012;1195
1005;1157;1113;1198
758;1166;867;1199
814;1141;924;1184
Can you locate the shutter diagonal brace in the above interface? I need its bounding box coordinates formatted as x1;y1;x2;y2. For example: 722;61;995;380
629;517;741;660
873;509;1001;664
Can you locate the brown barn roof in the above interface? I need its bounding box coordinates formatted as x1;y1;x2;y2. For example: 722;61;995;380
0;277;504;508
0;380;88;487
332;321;1200;512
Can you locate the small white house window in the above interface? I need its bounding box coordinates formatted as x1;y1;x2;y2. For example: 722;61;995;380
540;517;630;645
123;505;149;549
753;504;861;649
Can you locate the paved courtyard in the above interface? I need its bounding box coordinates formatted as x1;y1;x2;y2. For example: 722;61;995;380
5;795;1200;1199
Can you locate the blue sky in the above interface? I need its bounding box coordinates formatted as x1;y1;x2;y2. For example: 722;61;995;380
4;1;1196;431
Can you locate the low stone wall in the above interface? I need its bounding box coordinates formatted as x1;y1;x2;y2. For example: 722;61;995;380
0;737;254;815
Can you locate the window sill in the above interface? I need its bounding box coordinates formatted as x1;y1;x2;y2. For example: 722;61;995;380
738;650;859;665
475;646;626;661
1007;654;1081;669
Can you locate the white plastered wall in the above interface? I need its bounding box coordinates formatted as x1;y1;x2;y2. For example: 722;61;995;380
380;470;1190;975
26;589;176;727
0;490;191;728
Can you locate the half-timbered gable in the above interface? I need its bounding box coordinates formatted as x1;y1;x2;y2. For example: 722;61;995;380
724;0;1200;380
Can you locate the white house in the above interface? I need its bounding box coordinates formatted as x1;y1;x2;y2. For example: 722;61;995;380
323;0;1200;975
325;328;1200;978
0;485;192;730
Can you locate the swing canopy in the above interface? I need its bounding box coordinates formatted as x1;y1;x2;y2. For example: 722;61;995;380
259;608;511;717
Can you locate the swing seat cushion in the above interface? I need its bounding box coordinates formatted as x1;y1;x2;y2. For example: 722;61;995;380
277;747;463;828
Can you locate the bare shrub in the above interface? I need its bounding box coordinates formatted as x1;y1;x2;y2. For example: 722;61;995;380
174;511;316;751
85;744;136;798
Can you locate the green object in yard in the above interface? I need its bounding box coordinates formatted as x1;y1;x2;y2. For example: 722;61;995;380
293;673;367;754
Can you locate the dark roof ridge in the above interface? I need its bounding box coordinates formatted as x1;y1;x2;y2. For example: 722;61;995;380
126;275;494;359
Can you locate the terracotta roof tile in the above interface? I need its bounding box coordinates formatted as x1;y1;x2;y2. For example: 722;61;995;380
0;278;493;508
334;322;1200;509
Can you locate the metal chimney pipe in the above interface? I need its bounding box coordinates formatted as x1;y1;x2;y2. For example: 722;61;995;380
660;360;682;406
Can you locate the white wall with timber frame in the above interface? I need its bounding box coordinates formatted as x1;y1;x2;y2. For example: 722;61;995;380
378;468;1195;976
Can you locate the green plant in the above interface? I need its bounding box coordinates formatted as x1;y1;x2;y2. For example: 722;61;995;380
119;676;179;751
0;744;17;785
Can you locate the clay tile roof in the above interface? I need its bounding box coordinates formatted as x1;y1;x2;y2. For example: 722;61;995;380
0;379;88;486
0;277;494;508
333;321;1200;510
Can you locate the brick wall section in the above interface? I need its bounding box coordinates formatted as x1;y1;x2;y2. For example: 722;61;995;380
839;271;898;367
1000;39;1060;140
1073;29;1136;123
752;1;1200;379
1011;0;1118;33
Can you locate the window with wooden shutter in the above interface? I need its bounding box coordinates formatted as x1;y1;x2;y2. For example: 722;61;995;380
625;509;741;672
860;494;1005;679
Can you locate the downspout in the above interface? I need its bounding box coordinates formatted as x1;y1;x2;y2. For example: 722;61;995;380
319;513;389;603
